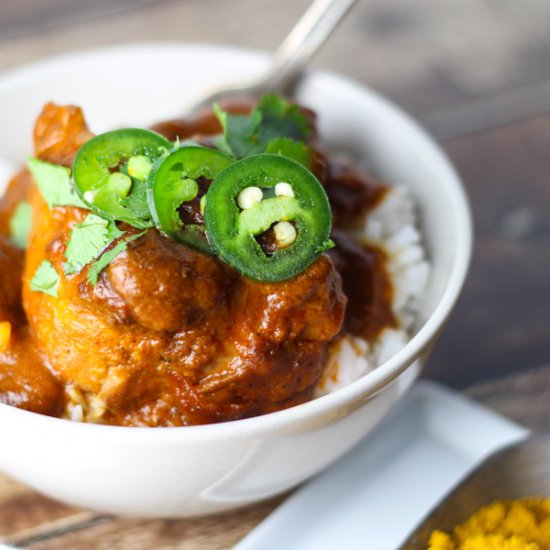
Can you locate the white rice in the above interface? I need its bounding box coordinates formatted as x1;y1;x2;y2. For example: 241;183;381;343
65;385;107;423
316;186;429;396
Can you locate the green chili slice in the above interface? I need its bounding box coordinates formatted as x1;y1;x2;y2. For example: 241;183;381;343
73;129;171;228
147;146;234;253
204;154;333;281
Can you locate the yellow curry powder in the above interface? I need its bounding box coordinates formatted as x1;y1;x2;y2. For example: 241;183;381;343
428;498;550;550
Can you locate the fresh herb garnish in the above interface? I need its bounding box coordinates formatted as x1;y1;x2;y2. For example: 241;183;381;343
257;95;312;142
30;260;60;297
26;156;141;292
9;201;32;249
265;137;312;168
214;95;312;159
87;231;145;285
27;157;87;209
27;94;328;292
64;213;123;275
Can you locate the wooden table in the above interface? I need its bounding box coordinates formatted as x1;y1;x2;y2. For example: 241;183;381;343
1;0;550;547
0;366;547;549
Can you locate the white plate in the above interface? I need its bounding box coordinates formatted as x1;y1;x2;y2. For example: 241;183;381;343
235;381;528;550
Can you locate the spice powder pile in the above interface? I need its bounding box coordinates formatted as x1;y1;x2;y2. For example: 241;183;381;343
428;498;550;550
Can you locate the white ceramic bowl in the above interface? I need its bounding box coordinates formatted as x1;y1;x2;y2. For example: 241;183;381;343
0;44;472;517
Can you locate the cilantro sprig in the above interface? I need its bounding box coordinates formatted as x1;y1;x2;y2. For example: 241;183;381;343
30;260;60;297
64;214;123;275
26;94;321;297
265;137;312;168
214;95;312;160
86;231;145;286
63;213;146;285
27;157;87;209
26;158;133;290
9;201;32;249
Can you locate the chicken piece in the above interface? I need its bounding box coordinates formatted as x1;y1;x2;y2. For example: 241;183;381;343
22;103;346;426
100;253;345;426
234;255;345;344
107;231;234;331
0;236;63;415
0;168;34;237
0;332;64;416
0;235;25;364
193;255;346;420
33;102;94;167
0;236;24;326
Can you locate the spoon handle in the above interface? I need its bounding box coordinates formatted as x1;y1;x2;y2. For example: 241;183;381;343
184;0;357;113
259;0;358;94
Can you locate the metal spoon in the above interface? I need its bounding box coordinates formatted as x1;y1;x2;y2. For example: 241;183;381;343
183;0;357;114
398;433;550;549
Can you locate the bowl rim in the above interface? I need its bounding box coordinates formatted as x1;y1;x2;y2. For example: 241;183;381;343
0;42;473;438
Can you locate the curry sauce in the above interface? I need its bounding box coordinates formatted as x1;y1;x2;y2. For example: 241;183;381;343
0;102;396;426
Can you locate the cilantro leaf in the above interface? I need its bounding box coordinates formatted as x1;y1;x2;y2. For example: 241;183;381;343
64;214;122;275
256;95;311;145
316;239;335;253
27;157;88;209
214;103;263;158
30;260;60;297
210;134;233;156
9;201;32;249
214;95;312;159
265;137;312;168
121;178;154;223
87;231;146;286
106;219;124;242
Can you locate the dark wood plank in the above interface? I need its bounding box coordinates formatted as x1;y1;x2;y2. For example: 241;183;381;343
421;78;550;140
0;0;163;40
15;497;285;550
467;363;550;431
4;0;550;123
424;114;550;387
3;364;549;549
0;478;97;543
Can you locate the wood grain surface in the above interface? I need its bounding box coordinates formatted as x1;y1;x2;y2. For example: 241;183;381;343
3;0;550;125
426;114;550;387
1;364;547;550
